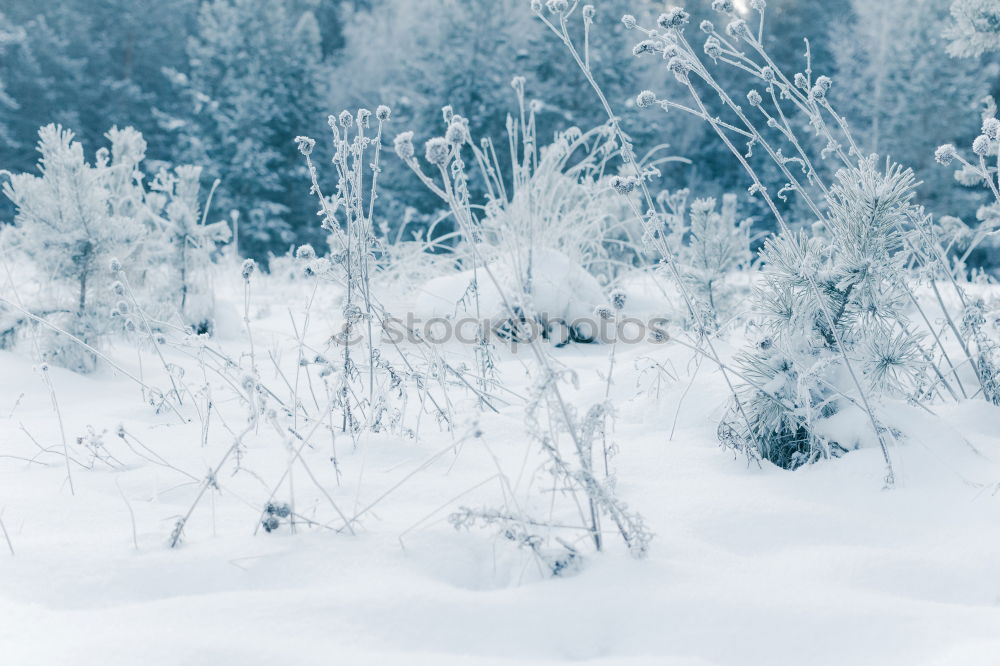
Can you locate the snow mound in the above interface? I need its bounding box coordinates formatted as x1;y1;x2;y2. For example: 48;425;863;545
413;248;607;344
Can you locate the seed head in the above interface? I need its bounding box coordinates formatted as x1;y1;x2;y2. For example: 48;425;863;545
972;134;991;156
424;137;451;166
357;108;371;128
338;110;353;128
394;131;415;161
747;89;763;106
983;117;1000;140
658;8;690;29
595;305;614;321
546;0;568;13
704;36;722;58
621;14;637;29
633;40;658;56
583;4;595;21
712;0;735;15
295;244;316;261
241;258;256;281
636;90;657;108
726;19;750;39
376;105;392;122
610;175;638;195
667;55;692;81
794;73;808;89
445;120;468;145
935;144;957;165
294;135;315;156
611;289;627;310
700;20;715;33
110;258;122;273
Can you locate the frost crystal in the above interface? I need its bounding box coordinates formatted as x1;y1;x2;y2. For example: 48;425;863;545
636;90;657;108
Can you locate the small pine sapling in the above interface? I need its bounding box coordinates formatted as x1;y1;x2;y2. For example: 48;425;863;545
1;125;143;371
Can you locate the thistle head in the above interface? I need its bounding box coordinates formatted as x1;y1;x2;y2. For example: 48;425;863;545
935;143;958;165
636;90;657;108
982;117;1000;140
393;131;415;161
241;258;256;281
712;0;736;16
658;7;690;29
424;137;451;166
972;134;991;156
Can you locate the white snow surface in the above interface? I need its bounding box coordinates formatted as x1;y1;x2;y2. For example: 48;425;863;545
1;269;999;666
413;248;607;329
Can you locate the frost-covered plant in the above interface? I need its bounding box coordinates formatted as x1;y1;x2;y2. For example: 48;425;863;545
396;83;655;281
1;124;233;370
659;190;753;331
396;87;651;561
1;125;143;371
943;0;1000;57
932;99;1000;403
451;367;652;566
294;108;465;437
600;3;970;480
721;159;928;468
148;165;230;329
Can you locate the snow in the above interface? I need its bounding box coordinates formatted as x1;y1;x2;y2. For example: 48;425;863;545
413;248;608;335
1;270;999;666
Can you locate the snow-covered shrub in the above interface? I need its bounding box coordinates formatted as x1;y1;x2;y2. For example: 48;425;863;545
944;0;1000;57
720;159;927;468
1;125;144;371
659;189;753;332
414;247;607;346
389;85;653;560
147;165;230;330
394;85;667;348
586;3;984;480
1;124;231;370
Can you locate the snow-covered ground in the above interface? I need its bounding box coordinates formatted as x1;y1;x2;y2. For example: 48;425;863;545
1;271;999;666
